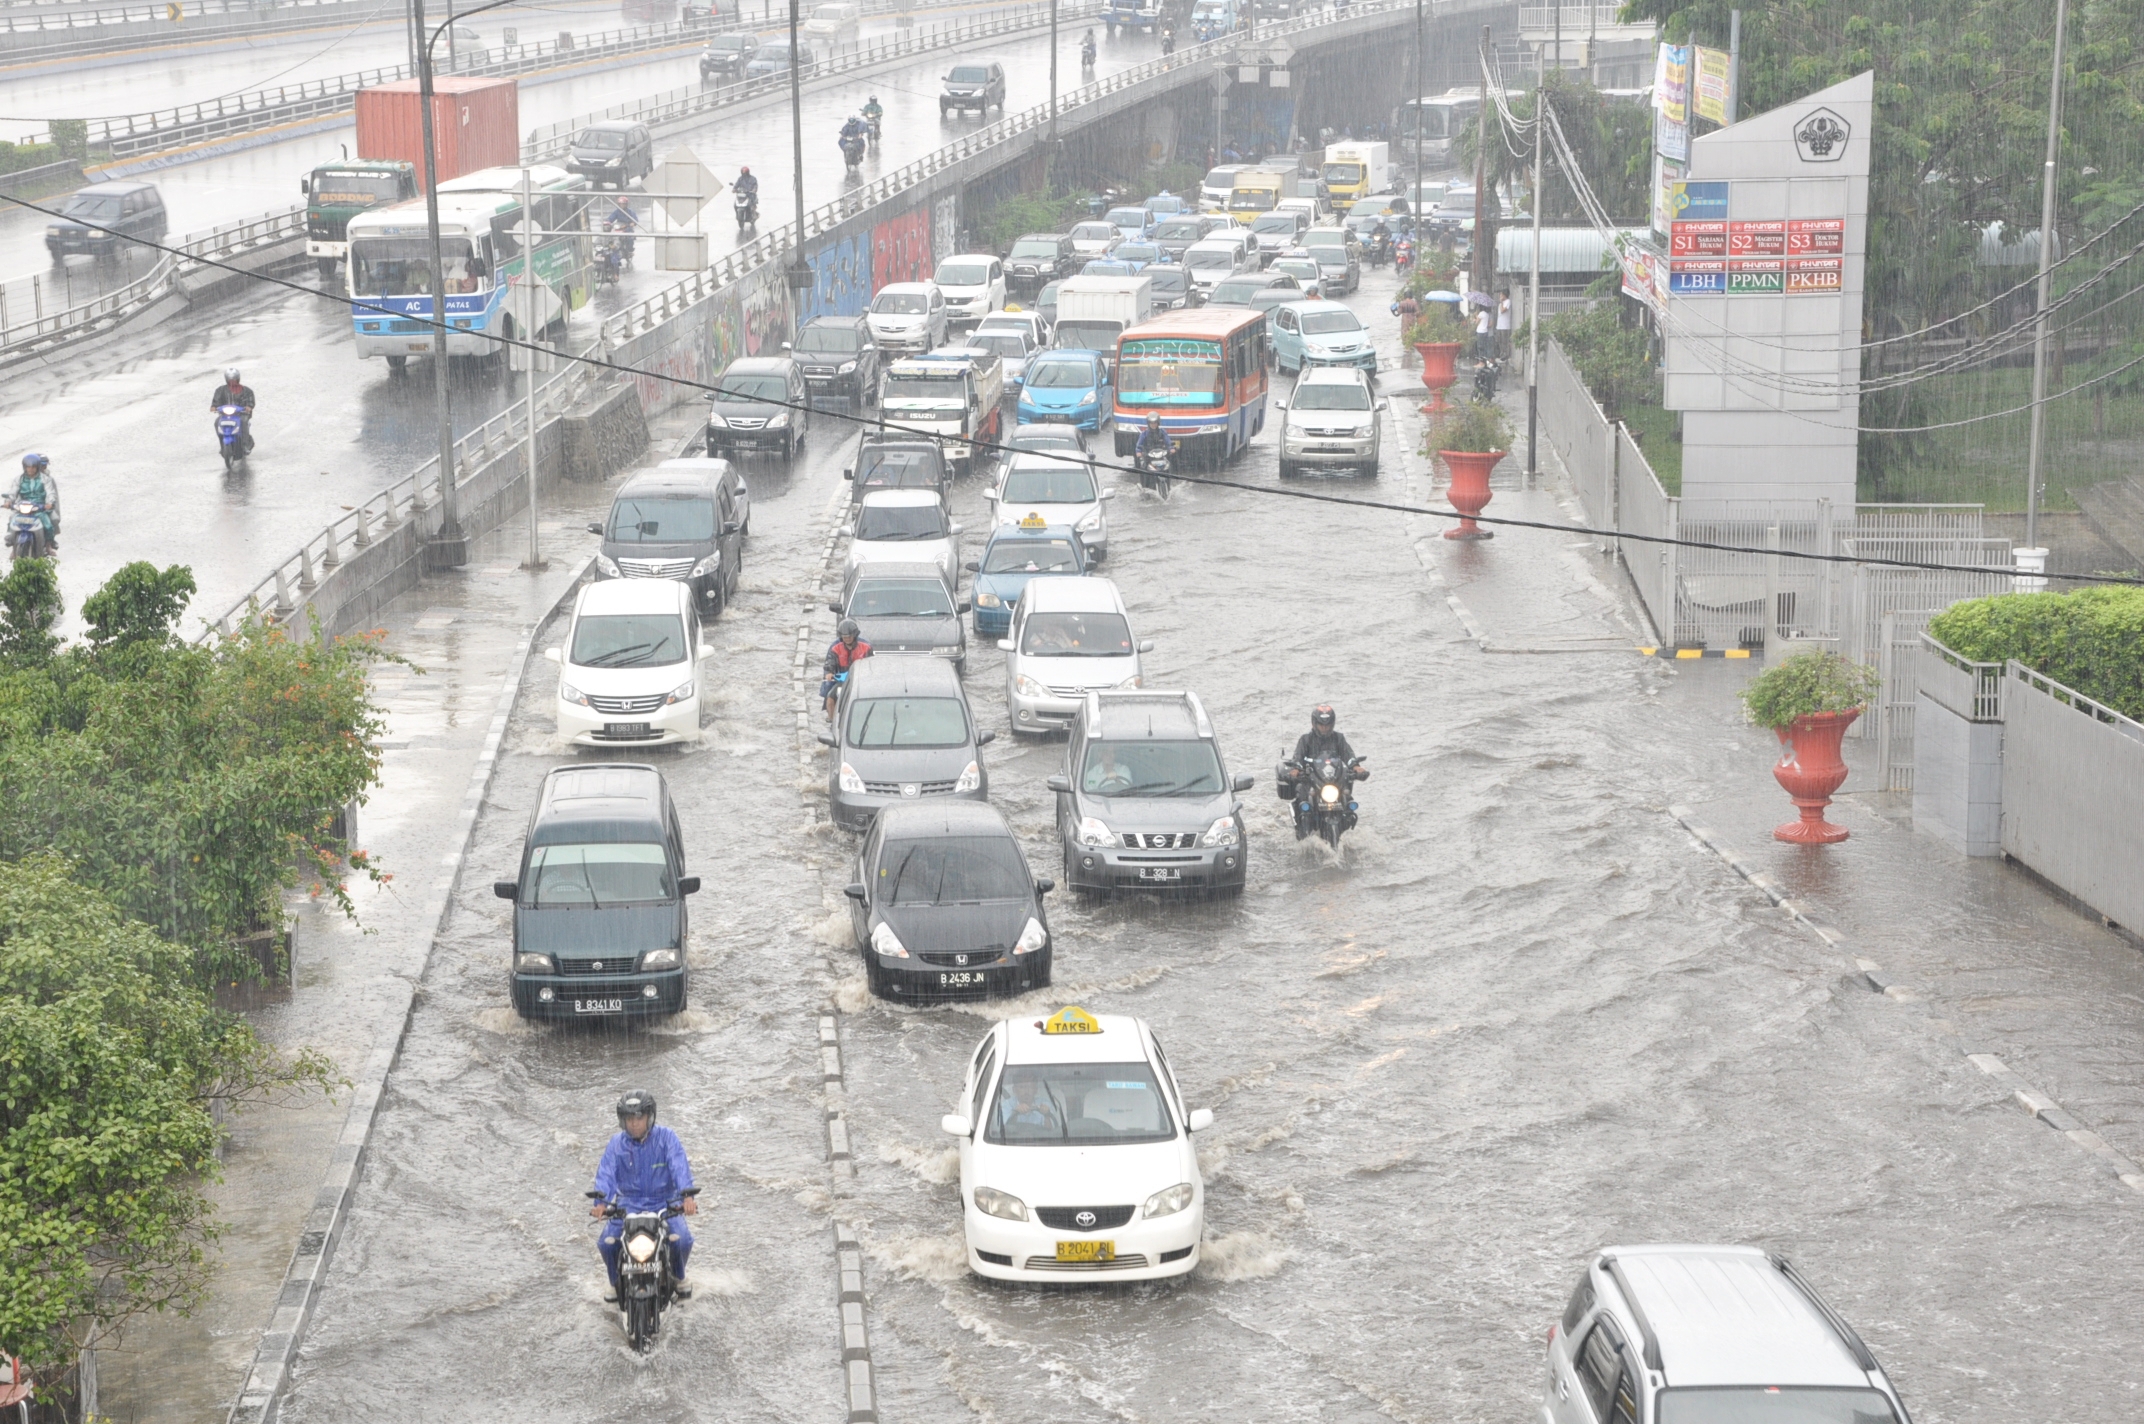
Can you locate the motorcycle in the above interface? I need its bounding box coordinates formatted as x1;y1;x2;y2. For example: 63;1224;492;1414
1279;752;1367;849
1134;441;1173;498
1160;26;1175;52
1080;38;1096;69
214;404;249;472
1473;355;1504;402
839;130;867;171
588;1188;697;1352
734;189;758;229
8;500;48;561
865;114;882;147
1369;231;1393;268
594;240;625;286
1393;238;1415;275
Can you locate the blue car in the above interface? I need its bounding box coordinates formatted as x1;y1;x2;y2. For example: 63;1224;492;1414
1017;348;1113;430
1270;298;1380;375
1110;241;1164;272
1081;258;1137;277
965;519;1092;637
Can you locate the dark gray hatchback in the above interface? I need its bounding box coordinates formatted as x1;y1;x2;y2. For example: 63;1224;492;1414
496;764;701;1020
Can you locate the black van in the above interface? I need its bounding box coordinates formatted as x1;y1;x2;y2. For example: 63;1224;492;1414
589;461;747;616
496;764;700;1020
45;181;168;263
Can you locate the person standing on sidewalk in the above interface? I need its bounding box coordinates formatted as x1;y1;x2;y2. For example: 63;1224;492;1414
1473;300;1494;361
1496;289;1514;360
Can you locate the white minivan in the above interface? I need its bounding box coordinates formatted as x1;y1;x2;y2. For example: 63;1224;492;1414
1181;235;1249;293
867;281;947;354
934;253;1007;326
1000;576;1151;734
547;578;711;748
985;453;1112;558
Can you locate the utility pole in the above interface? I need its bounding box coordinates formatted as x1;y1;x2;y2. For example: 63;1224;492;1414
519;166;543;570
784;0;813;301
2021;0;2069;582
414;0;466;567
1526;80;1545;485
1412;0;1423;223
1049;0;1059;143
1724;8;1740;124
1470;23;1488;300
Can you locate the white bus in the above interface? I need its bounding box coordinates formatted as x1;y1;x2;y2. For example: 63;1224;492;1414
345;165;592;370
1393;90;1487;170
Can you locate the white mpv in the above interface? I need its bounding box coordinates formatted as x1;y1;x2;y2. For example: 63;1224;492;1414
1001;576;1150;735
547;578;710;747
985;453;1112;557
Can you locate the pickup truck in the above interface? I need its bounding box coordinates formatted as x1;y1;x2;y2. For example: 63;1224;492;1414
880;351;1005;472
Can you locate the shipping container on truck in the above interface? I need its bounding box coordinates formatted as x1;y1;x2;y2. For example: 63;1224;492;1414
355;77;520;188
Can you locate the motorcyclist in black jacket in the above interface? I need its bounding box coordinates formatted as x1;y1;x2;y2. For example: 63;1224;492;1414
1285;704;1367;837
210;366;257;455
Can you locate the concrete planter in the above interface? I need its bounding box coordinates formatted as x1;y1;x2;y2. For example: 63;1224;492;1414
1772;708;1861;844
1415;341;1461;413
1436;448;1502;540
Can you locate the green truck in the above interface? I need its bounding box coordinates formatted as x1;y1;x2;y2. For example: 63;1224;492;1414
301;160;418;279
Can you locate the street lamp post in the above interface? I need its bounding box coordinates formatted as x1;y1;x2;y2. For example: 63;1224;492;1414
1049;0;1059;142
1411;0;1422;231
414;0;466;567
785;0;814;298
2021;0;2070;584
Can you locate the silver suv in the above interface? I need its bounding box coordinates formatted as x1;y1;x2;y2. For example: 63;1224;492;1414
1048;691;1252;897
1544;1245;1914;1424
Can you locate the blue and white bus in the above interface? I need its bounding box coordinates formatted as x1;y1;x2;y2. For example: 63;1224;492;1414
345;165;592;369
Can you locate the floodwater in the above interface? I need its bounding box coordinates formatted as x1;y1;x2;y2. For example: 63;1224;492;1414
283;268;2144;1423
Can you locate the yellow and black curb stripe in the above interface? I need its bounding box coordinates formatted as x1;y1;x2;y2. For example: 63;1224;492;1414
1638;647;1761;659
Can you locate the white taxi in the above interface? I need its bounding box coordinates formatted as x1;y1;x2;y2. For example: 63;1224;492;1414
943;1006;1212;1281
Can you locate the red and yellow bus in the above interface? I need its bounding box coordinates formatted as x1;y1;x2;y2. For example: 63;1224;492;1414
1111;307;1270;464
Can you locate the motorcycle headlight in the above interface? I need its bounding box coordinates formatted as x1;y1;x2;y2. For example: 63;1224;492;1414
560;682;590;706
707;411;730;428
972;1185;1028;1221
665;680;695;705
1116;674;1143;689
974;590;1002;608
626;1233;658;1262
1142;1182;1194;1218
870;921;908;958
1014;916;1047;955
690;553;720;577
837;361;858;374
1014;674;1046;698
838;761;865;794
1201;815;1239;848
514;952;555;973
1320;783;1341;805
594;554;620;576
954;760;981;794
1075;816;1113;848
639;947;681;970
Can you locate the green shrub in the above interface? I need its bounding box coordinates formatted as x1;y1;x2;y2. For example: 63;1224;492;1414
1431;399;1514;454
1405;301;1467;344
1928;586;2144;719
1546;296;1658;419
980;189;1088;254
1738;648;1882;729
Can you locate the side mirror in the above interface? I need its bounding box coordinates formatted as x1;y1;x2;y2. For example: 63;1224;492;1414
1100;487;1116;500
957;599;972;613
843;466;855;480
1376;399;1390;411
781;341;793;352
722;520;741;535
1137;639;1155;653
814;730;837;747
828;600;843;613
697;643;714;660
977;730;996;745
996;639;1014;652
299;176;311;194
1035;877;1055;894
493;880;518;899
1187;1108;1214;1132
844;882;868;901
1045;774;1071;793
962;561;979;572
544;646;562;663
678;875;701;894
586;521;605;534
948;523;963;535
1274;400;1287;410
980;489;998;500
940;1113;972;1137
1231;773;1255;792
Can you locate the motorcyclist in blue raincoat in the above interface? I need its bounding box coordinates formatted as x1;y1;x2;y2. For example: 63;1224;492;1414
589;1089;698;1301
5;453;58;548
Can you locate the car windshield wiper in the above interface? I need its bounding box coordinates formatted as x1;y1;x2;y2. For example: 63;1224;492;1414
581;642;659;667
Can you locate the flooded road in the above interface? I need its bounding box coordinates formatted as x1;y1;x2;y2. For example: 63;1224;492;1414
285;271;2144;1422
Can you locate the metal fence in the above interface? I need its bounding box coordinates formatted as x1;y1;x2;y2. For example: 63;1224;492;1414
2000;660;2144;934
1537;338;1675;642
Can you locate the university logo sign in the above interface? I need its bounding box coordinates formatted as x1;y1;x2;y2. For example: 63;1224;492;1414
1794;109;1850;162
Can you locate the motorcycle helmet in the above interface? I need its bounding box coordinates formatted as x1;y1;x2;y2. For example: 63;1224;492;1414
837;618;861;641
223;366;242;384
615;1089;657;1126
1145;412;1163;428
1311;704;1336;731
20;453;46;473
739;164;751;175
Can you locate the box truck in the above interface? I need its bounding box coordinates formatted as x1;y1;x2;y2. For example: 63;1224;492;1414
1320;141;1388;211
1053;275;1153;368
354;77;520;188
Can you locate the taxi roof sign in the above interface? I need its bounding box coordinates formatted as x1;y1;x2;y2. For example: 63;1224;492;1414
1040;1006;1101;1035
1017;512;1049;529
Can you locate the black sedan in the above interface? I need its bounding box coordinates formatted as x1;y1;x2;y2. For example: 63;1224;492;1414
846;803;1053;1000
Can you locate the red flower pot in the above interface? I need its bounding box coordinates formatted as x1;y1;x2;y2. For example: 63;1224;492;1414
1415;341;1461;413
1771;709;1861;844
1436;448;1503;539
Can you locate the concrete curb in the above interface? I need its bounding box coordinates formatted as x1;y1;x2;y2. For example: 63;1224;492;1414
1668;804;2144;1198
224;556;594;1424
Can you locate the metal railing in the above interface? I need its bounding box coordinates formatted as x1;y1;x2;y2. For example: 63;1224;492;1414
0;205;304;355
524;0;1098;161
1918;633;2004;722
1516;3;1626;31
1;0;375;31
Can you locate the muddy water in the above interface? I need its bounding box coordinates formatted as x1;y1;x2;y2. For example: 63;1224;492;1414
285;274;2144;1423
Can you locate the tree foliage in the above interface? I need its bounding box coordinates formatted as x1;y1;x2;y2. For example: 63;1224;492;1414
0;562;391;975
0;856;338;1380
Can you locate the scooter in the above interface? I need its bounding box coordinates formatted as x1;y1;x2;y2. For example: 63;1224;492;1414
839;131;867;171
594;240;625;287
1080;38;1096;70
1135;442;1173;498
865;114;882;147
1160;26;1175;52
588;1188;698;1352
1473;355;1504;402
1280;752;1367;849
734;189;758;229
214;404;249;472
8;500;48;561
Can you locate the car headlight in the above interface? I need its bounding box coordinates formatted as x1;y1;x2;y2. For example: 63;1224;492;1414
560;682;590;706
514;952;555;973
1075;816;1113;848
639;947;681;970
1014;674;1046;698
954;760;981;794
1201;815;1239;848
1116;674;1143;689
837;360;857;374
974;590;1002;608
838;761;865;794
665;680;695;705
870;921;908;958
594;554;620;576
1076;509;1102;531
972;1185;1028;1221
690;553;720;577
1320;783;1341;805
1142;1182;1195;1218
768;413;790;428
1014;916;1047;955
626;1233;658;1262
935;642;963;659
707;411;730;428
1078;389;1097;405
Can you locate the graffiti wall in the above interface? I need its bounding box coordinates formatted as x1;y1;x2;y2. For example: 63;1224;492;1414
872;204;933;289
933;192;959;265
800;229;872;323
